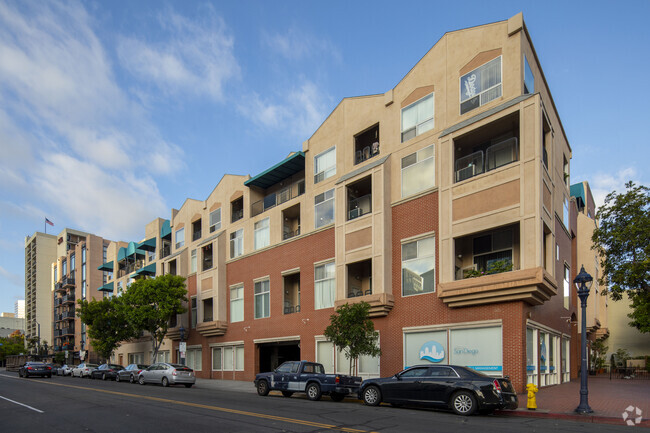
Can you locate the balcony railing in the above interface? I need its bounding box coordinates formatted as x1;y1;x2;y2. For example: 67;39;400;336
193;230;202;242
348;194;372;220
231;208;244;223
251;180;305;217
355;142;380;165
455;137;518;183
283;226;301;241
64;311;76;319
284;304;301;314
62;327;75;336
160;245;171;259
202;257;213;271
62;276;75;287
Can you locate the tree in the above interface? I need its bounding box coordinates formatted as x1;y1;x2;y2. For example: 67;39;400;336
0;334;25;362
121;274;187;362
77;296;137;362
592;181;650;332
323;302;381;375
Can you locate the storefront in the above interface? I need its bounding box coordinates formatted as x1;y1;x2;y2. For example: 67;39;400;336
526;321;570;387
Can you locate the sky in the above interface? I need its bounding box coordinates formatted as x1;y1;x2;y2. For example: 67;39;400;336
1;0;649;314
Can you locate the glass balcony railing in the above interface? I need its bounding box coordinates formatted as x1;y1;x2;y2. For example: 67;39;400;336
348;194;372;220
454;137;518;183
251;180;305;217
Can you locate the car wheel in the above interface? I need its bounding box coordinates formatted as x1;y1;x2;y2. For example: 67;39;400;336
306;383;322;401
162;377;169;387
330;392;344;402
451;391;477;416
184;384;193;388
362;386;382;406
257;380;269;396
138;376;146;385
281;391;293;398
115;374;120;382
129;374;135;384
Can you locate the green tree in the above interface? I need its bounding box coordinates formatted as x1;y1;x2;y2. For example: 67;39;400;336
77;296;137;362
0;334;25;362
323;302;381;375
121;274;187;362
592;181;650;332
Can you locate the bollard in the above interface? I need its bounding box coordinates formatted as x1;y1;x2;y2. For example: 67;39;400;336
526;383;538;410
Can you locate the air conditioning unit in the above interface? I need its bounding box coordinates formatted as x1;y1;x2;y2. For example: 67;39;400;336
456;165;476;182
458;264;478;280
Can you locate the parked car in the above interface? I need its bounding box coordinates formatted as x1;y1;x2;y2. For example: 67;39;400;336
90;363;125;380
358;365;518;416
57;364;73;376
116;363;149;383
138;363;195;388
46;363;61;373
18;362;53;378
254;360;362;401
72;363;99;378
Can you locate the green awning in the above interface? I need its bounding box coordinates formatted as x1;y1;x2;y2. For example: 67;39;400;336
244;151;305;189
135;263;156;277
97;282;114;292
137;237;156;252
98;261;114;272
126;241;145;257
160;220;171;239
117;247;127;262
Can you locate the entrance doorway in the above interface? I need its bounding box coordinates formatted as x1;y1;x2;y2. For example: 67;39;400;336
258;340;300;373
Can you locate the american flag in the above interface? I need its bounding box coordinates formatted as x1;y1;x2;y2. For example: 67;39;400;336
45;218;54;226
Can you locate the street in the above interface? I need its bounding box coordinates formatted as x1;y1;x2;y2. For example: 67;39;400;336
0;373;634;432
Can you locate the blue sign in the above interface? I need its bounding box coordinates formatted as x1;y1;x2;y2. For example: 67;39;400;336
419;341;445;363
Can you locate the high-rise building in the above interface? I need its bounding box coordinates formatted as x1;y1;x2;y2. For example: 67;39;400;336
24;232;57;348
14;300;25;319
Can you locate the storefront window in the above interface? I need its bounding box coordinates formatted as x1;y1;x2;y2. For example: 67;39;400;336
404;330;448;368
526;327;538;385
449;327;502;375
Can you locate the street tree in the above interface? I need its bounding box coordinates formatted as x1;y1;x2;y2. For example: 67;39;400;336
121;274;187;362
77;296;137;362
324;301;381;375
0;334;25;362
592;181;650;332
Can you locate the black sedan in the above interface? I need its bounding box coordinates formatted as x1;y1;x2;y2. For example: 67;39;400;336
359;365;518;416
90;363;125;380
116;364;149;383
18;362;53;378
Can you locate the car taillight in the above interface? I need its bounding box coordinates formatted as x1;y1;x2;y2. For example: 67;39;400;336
172;370;177;376
493;379;502;394
335;376;340;384
28;367;33;370
47;367;52;370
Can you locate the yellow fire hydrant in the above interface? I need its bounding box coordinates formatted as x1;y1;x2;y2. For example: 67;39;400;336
526;383;538;410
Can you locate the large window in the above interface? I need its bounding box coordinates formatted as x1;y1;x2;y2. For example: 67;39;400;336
186;348;202;371
70;254;75;272
314;147;336;184
402;236;435;296
191;297;197;329
209;208;221;233
460;56;502;114
524;56;534;94
401;93;434;142
230;229;243;259
230;285;244;323
563;264;570;309
401;145;434;197
562;197;570;230
175;228;185;249
254;279;270;319
254;218;270;250
315;189;335;228
190;249;197;273
314;262;335;309
62;260;67;276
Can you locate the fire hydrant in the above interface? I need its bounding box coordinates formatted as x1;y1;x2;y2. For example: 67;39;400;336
526;383;538;410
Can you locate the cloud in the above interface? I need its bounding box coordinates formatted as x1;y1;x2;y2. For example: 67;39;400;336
261;27;341;62
238;79;332;139
0;265;23;289
589;167;639;210
117;4;240;101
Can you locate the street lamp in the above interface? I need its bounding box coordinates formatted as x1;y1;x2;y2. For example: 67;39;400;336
574;265;593;414
179;325;186;366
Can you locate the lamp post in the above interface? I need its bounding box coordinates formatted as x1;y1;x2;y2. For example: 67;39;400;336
574;265;593;414
179;325;186;366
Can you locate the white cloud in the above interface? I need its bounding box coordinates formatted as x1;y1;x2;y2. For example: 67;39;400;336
117;4;240;101
0;265;23;289
589;167;639;210
262;27;341;62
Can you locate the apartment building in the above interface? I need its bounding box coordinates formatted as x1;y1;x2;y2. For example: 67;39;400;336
51;229;112;364
25;232;57;348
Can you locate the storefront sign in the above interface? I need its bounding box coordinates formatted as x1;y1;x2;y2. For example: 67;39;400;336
419;341;445;363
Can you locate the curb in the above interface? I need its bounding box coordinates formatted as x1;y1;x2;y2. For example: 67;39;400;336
494;409;650;427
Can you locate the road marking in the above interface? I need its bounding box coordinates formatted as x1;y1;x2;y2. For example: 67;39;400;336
0;375;371;432
0;395;44;413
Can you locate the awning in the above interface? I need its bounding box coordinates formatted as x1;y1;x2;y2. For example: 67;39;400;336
198;231;222;247
126;241;145;257
160;220;171;239
117;247;127;262
97;282;114;292
135;263;156;277
97;261;114;272
137;237;156;252
244;151;305;189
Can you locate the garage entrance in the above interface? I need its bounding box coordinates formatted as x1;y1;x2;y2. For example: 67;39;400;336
258;340;300;373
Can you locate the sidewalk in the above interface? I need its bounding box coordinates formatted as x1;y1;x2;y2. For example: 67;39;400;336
196;375;650;427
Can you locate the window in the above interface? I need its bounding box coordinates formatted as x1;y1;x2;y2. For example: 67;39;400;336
203;298;213;322
209;208;221;233
192;219;202;242
223;347;233;370
402;236;435;296
254;218;270;250
315;262;335;309
62;260;67;276
202;244;213;271
563;156;569;187
472;228;513;273
190;249;197;273
212;347;222;370
563;197;570;230
70;254;75;272
524;56;534;94
254;279;270;319
563;264;570;309
230;229;243;259
211;346;243;370
230;285;244;323
401;93;434;142
401;145;434;197
186;348;202;371
231;197;244;223
54;266;57;283
460;56;502;114
235;346;244;370
315;189;335;228
314;147;336;184
191;297;197;329
175;228;185;249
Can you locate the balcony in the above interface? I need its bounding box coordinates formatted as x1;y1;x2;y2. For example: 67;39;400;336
62;295;75;305
196;320;228;337
282;204;301;241
62;276;75;288
54;282;66;293
283;273;300;315
231;197;244;223
354;123;380;165
347;176;372;221
62;327;75;336
63;310;75;320
251;179;305;217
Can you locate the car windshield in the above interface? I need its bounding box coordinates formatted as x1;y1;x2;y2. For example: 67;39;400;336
27;362;45;366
